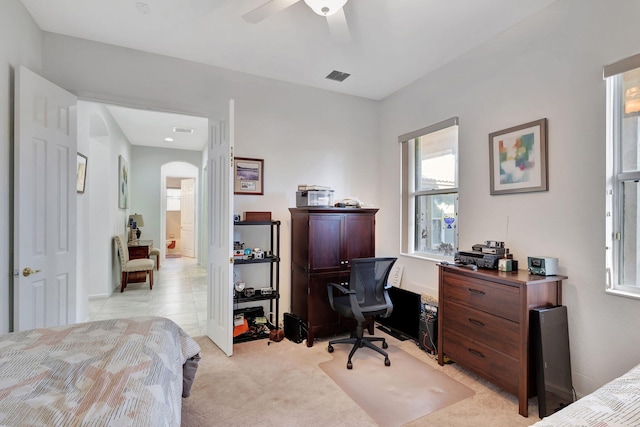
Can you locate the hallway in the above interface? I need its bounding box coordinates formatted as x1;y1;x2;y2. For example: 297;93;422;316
89;257;207;337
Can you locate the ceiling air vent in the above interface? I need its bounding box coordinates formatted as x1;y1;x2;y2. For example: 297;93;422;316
173;127;194;134
326;70;351;82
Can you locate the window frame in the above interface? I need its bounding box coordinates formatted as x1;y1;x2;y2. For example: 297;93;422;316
400;117;459;261
605;54;640;299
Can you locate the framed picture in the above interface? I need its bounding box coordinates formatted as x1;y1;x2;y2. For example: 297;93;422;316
76;152;87;193
489;118;548;195
118;155;129;208
234;157;264;195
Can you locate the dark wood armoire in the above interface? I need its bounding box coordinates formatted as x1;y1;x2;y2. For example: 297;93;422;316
289;207;378;347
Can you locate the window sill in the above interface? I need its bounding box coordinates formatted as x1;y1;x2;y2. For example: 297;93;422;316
605;287;640;301
400;252;454;263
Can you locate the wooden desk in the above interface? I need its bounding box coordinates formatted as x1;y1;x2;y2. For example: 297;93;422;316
127;240;153;282
437;264;567;417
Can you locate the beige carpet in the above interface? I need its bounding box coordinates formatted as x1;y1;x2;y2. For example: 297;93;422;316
182;331;542;426
319;338;474;427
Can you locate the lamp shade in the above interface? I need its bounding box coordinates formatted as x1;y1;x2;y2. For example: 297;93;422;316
304;0;347;16
129;213;144;227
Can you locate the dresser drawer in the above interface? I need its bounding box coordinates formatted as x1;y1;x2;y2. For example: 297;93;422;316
442;272;520;322
443;329;518;395
443;299;519;358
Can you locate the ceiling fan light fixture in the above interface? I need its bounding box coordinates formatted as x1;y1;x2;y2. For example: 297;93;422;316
304;0;347;16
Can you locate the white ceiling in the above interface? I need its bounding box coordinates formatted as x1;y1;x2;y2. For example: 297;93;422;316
20;0;557;150
105;105;208;151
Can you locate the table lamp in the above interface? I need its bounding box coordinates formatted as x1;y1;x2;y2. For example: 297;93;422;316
129;213;144;239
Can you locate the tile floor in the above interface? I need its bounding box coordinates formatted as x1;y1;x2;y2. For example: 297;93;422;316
89;256;207;337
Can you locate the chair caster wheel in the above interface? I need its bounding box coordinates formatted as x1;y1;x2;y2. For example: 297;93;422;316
384;358;391;367
347;361;353;369
382;342;388;349
328;345;334;353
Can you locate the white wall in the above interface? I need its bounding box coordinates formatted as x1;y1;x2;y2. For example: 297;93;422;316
41;35;380;322
0;0;43;333
377;0;640;396
77;101;132;301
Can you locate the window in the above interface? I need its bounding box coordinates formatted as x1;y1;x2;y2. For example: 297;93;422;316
605;53;640;298
167;188;181;211
401;117;458;259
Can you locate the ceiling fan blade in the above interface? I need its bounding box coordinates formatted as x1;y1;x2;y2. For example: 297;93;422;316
326;7;351;43
242;0;301;24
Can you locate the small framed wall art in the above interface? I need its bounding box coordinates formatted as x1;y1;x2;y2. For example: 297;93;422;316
76;152;87;193
489;118;548;195
234;157;264;195
118;155;129;208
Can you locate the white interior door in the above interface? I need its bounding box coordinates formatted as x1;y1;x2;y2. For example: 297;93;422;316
206;99;234;356
14;66;77;331
181;178;195;258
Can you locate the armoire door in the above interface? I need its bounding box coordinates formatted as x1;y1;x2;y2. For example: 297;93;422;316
343;214;376;262
308;273;343;333
308;214;342;272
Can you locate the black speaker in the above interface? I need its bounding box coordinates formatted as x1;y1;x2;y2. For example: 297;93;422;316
283;313;307;344
419;303;437;354
531;306;574;418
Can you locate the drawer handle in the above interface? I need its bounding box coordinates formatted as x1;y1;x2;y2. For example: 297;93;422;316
468;288;486;296
468;348;485;358
468;318;485;327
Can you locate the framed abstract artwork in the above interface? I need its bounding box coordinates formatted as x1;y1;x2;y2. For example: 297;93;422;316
118;155;129;208
489;118;548;195
234;157;264;195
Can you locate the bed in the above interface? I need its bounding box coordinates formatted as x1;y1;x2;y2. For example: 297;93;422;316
0;316;201;426
531;363;640;426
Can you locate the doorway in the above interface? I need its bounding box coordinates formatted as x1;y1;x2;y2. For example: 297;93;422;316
162;165;198;262
79;101;208;328
164;177;196;258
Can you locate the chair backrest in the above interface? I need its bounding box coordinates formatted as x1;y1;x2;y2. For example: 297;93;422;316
114;235;129;266
349;257;397;311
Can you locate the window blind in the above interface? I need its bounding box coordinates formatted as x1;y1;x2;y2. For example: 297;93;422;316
604;52;640;78
398;117;459;143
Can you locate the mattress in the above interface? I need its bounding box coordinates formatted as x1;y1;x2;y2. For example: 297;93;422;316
0;316;201;426
531;363;640;426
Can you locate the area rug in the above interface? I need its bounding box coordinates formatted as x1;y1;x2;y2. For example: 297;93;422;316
319;339;475;427
166;253;182;258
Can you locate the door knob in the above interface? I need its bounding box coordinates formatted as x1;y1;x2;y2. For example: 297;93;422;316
23;267;42;277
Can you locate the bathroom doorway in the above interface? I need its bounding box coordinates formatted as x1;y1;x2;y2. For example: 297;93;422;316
161;162;199;262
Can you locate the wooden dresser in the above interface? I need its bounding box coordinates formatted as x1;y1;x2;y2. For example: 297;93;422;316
437;264;567;417
289;207;377;347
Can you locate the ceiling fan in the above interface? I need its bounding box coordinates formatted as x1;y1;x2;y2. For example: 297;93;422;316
242;0;351;43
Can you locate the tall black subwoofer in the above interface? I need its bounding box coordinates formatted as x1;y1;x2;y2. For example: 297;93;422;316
531;306;574;418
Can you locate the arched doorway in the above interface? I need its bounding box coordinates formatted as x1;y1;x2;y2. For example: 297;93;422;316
160;162;199;264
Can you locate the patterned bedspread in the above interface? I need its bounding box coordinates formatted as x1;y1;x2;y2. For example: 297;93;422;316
0;316;201;427
531;363;640;426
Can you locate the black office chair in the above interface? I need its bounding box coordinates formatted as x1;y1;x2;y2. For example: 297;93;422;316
326;257;397;369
